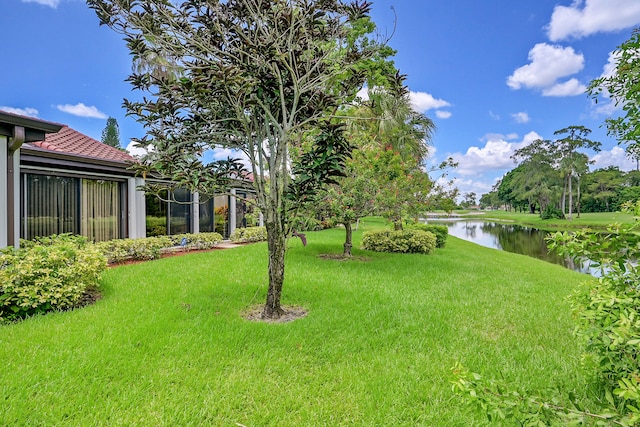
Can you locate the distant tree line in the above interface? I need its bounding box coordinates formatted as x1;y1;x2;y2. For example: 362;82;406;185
479;125;640;217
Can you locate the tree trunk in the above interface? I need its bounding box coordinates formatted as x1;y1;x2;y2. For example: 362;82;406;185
263;220;286;319
567;173;573;220
343;221;353;256
394;220;403;230
576;176;581;218
561;177;567;216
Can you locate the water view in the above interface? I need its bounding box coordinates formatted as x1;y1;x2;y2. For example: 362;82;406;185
426;219;593;274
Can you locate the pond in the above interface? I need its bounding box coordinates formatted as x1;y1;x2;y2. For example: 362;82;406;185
425;219;594;274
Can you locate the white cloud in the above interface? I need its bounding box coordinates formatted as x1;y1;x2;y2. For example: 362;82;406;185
409;91;451;113
450;177;495;198
22;0;60;7
489;111;501;120
125;140;151;158
451;131;542;176
507;43;584;94
547;0;640;41
211;147;251;170
590;51;623;115
0;106;39;117
591;146;636;170
601;51;620;80
541;78;587;97
355;87;452;115
56;103;108;119
511;112;530;123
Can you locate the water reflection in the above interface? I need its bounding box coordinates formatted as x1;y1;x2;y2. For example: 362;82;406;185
427;220;592;274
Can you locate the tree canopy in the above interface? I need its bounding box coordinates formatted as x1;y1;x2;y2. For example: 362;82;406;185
88;0;392;319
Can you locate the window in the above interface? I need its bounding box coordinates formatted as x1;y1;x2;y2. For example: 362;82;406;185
22;173;124;242
23;175;80;240
82;179;120;242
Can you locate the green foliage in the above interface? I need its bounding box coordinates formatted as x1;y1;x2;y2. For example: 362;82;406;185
453;202;640;425
540;206;565;220
170;232;224;250
229;227;267;243
588;28;640;145
451;363;625;426
101;116;121;149
95;232;223;263
0;235;106;322
361;229;437;254
407;223;448;248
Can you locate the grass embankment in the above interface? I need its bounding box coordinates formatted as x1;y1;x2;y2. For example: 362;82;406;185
0;220;595;426
455;210;634;230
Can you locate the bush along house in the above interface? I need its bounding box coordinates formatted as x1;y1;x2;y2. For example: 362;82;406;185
0;111;258;249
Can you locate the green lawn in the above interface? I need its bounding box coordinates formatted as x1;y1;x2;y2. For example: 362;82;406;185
0;221;596;426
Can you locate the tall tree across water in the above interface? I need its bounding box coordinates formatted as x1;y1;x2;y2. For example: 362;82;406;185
87;0;389;319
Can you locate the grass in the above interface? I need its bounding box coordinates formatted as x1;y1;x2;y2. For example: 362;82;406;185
456;209;634;230
0;219;596;426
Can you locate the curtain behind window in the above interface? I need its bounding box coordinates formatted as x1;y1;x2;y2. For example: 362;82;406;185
82;179;120;242
25;175;80;240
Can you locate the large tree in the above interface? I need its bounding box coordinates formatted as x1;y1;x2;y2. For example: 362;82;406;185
88;0;386;319
552;126;600;220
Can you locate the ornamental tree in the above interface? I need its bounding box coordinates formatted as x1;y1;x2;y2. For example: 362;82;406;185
87;0;387;319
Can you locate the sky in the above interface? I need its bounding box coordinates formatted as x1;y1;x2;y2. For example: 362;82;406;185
2;0;640;199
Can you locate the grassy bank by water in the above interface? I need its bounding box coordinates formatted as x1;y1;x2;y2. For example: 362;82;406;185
454;209;634;230
0;221;595;425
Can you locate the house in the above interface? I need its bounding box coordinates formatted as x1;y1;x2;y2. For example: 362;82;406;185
1;111;256;249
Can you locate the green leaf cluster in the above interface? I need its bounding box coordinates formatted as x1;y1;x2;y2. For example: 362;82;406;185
229;226;267;243
95;232;223;264
361;229;437;254
452;201;640;425
406;223;448;248
0;235;106;322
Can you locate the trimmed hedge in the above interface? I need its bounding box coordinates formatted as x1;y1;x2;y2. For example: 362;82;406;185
362;229;437;254
0;234;106;322
230;226;267;243
407;223;449;248
95;232;223;264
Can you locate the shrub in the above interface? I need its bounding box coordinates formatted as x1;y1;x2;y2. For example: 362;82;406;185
540;206;565;220
0;235;106;322
361;229;437;254
170;232;224;249
95;233;224;264
230;226;267;243
95;236;172;264
407;223;448;248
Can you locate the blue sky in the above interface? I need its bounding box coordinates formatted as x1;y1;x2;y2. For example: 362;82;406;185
2;0;640;198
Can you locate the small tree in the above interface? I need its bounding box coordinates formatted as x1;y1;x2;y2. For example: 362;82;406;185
101;117;121;149
88;0;387;319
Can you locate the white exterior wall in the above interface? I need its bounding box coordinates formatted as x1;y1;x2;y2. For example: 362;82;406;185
191;192;200;234
0;136;7;248
10;151;20;247
127;177;147;239
229;188;237;236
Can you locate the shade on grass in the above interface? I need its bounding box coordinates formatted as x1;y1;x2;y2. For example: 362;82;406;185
0;220;595;425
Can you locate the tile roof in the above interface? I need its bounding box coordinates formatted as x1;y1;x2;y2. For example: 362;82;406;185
28;125;135;164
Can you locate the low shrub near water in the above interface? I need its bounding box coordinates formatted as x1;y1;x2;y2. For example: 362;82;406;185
230;226;267;243
407;223;448;248
362;229;437;254
0;234;106;322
